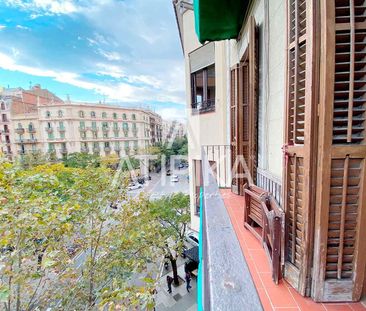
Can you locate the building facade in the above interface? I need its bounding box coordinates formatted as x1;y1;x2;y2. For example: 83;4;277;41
0;85;162;159
175;0;366;306
162;120;187;142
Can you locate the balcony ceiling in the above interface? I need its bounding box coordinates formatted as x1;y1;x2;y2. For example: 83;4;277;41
193;0;250;43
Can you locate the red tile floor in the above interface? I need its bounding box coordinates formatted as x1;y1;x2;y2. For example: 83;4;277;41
220;189;366;311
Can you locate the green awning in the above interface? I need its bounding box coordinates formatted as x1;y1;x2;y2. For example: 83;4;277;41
194;0;250;43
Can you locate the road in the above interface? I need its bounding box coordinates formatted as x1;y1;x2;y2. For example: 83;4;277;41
128;168;189;199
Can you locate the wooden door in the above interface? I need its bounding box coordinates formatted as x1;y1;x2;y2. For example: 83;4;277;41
312;0;366;302
283;0;318;296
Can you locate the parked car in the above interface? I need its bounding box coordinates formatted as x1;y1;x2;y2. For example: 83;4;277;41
137;177;145;184
170;175;179;182
128;183;143;191
166;169;171;176
185;231;199;247
178;163;184;169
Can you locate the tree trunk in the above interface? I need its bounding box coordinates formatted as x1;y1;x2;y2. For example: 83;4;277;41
170;256;179;285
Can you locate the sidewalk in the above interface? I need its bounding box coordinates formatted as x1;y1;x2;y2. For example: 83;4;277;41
155;258;197;311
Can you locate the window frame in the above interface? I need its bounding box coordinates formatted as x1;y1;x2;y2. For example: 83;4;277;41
191;64;216;114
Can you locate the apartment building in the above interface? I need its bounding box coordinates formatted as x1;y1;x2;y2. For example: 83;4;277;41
0;85;162;159
162;120;187;142
174;0;366;308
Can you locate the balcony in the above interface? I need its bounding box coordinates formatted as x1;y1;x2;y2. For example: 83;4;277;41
16;138;38;144
199;147;262;310
192;99;215;115
45;127;53;133
93;146;100;153
104;146;111;153
60;148;68;155
88;127;99;132
80;146;89;153
58;127;66;132
15;127;25;135
102;127;110;133
114;146;121;152
28;127;36;133
79;127;87;132
17;150;26;155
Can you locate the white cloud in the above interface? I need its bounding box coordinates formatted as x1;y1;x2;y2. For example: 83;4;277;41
5;0;79;15
0;25;6;30
0;52;185;104
16;25;30;30
97;49;121;61
157;107;187;121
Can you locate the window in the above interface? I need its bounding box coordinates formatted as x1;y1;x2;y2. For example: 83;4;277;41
102;112;107;118
191;64;215;113
80;121;85;129
91;121;97;129
81;132;87;139
93;131;98;139
47;122;52;129
91;111;96;118
124;141;129;149
79;111;85;118
58;110;63;117
60;131;65;139
123;122;128;130
1;102;5;110
59;121;64;130
113;113;117;119
122;113;127;120
28;123;34;131
17;123;22;129
104;142;110;148
48;132;54;140
102;122;108;129
132;114;136;120
113;122;118;129
46;111;51;118
103;132;108;138
48;143;55;151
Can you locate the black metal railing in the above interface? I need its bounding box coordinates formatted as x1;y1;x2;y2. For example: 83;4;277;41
199;147;263;311
192;99;215;114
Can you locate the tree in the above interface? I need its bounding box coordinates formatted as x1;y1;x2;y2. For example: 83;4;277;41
0;161;83;311
63;152;100;168
0;158;163;310
148;193;190;285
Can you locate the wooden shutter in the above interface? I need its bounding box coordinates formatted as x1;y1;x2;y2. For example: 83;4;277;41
231;65;240;194
249;16;258;185
230;16;259;196
283;0;318;296
312;0;366;302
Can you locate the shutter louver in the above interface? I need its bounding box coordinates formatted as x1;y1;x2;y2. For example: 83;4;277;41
313;0;366;302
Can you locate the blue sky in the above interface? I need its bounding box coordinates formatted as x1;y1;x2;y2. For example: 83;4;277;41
0;0;186;120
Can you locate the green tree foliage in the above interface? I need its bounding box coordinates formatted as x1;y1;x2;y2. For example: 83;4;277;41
148;193;190;285
0;158;162;310
63;152;101;168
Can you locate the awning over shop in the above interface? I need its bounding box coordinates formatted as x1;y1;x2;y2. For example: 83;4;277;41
194;0;250;43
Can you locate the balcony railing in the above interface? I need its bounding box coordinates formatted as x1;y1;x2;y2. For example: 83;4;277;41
200;147;263;310
192;99;215;114
15;128;25;134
